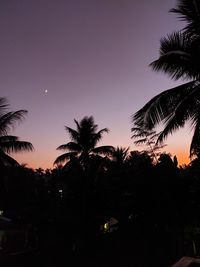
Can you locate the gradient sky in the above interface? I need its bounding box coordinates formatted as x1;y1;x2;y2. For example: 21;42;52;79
0;0;193;169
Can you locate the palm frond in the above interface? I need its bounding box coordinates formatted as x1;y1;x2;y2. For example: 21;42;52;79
56;142;82;152
0;150;20;166
0;97;9;114
0;137;34;153
92;145;114;155
54;152;78;165
112;147;130;162
156;86;200;144
149;132;160;140
189;111;200;157
94;128;109;145
170;0;200;36
134;138;148;145
150;31;200;80
131;125;157;139
97;128;109;135
65;126;79;141
133;81;196;129
80;116;97;132
74;119;81;132
0;135;19;142
0;110;28;135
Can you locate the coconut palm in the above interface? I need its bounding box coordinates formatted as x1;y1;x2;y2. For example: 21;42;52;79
111;146;129;166
54;116;114;168
132;0;200;158
0;97;33;167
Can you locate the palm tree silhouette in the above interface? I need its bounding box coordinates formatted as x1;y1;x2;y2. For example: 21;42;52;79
111;146;129;167
54;116;114;168
0;97;33;166
132;0;200;158
54;116;114;253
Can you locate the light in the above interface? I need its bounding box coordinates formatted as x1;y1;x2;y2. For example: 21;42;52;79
59;189;63;198
103;222;109;232
0;211;3;216
102;217;119;233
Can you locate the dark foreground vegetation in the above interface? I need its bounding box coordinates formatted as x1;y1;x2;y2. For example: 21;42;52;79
1;151;200;267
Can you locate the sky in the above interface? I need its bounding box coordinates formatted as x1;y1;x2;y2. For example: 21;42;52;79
0;0;193;169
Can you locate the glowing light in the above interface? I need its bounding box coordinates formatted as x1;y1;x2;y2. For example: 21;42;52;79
104;223;109;232
59;189;63;198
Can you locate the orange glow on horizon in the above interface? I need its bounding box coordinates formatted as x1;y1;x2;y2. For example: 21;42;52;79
13;148;191;170
173;151;190;167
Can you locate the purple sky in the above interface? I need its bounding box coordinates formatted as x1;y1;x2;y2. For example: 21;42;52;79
0;0;192;169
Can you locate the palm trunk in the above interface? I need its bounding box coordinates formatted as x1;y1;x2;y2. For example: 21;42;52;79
74;155;90;257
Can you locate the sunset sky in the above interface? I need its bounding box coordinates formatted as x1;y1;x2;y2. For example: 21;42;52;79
0;0;193;169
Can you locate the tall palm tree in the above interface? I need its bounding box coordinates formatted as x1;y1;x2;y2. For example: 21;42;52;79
54;116;114;253
0;97;33;166
54;116;114;168
132;0;200;158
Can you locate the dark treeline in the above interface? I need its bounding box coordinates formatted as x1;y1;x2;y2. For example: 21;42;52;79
1;145;200;266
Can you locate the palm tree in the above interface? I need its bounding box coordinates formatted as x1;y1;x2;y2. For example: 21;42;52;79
54;116;114;168
132;0;200;158
0;97;33;167
54;116;114;253
111;146;129;167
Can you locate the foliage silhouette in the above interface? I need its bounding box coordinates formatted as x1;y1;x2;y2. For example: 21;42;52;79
131;125;166;163
132;0;200;158
111;146;129;167
54;116;114;168
0;97;33;167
